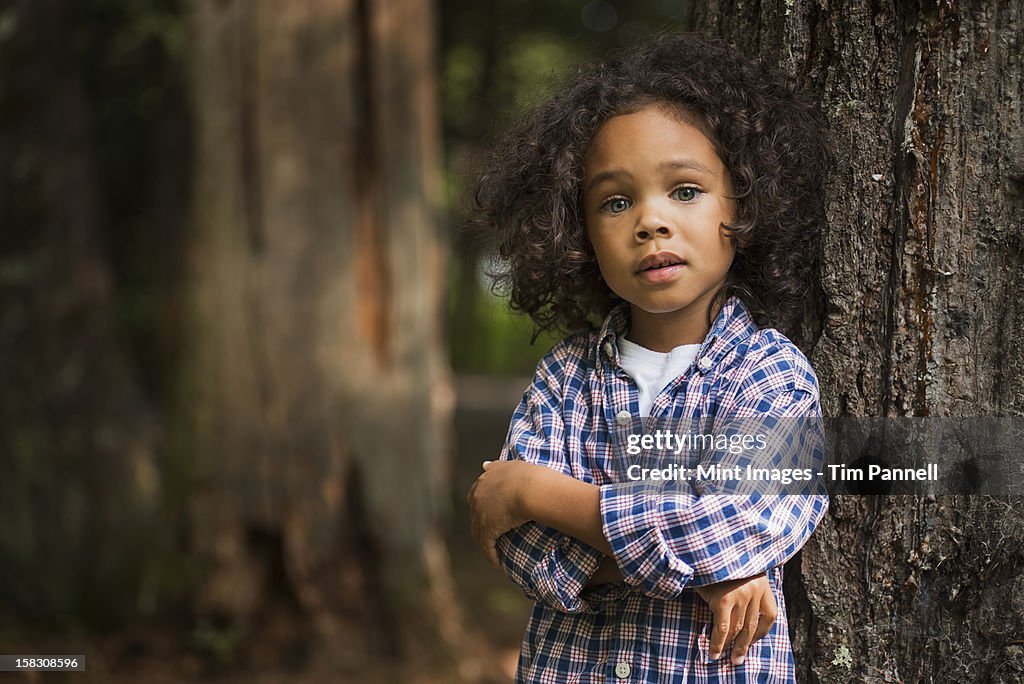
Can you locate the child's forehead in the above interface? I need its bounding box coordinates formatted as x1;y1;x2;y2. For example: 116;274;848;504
584;105;722;169
587;104;715;151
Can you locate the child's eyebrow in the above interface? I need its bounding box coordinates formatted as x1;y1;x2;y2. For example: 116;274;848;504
659;159;715;175
585;159;716;194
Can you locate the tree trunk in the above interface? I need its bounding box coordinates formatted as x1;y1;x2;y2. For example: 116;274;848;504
0;0;160;626
694;2;1024;681
176;0;458;670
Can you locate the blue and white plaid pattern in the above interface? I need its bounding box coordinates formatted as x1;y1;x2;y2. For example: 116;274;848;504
497;296;828;683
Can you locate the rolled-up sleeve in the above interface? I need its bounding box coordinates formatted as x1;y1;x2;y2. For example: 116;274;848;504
600;385;829;598
495;345;607;613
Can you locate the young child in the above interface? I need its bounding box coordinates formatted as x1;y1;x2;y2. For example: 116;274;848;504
467;32;830;682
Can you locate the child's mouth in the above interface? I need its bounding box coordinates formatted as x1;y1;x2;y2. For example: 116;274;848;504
636;252;687;282
638;262;686;283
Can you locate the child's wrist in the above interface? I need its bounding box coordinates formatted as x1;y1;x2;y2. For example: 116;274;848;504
513;462;539;521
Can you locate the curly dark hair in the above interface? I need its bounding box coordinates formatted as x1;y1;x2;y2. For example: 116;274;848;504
471;32;831;338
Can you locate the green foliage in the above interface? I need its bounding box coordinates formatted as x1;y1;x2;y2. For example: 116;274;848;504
441;43;485;131
190;620;243;663
448;261;560;376
67;0;187;404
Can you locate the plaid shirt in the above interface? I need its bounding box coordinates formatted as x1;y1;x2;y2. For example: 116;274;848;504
496;296;828;683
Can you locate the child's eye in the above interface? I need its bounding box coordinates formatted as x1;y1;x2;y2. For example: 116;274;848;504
671;186;702;202
600;197;632;214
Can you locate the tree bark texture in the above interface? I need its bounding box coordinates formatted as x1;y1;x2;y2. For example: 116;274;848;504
178;0;457;666
695;2;1024;681
0;0;160;625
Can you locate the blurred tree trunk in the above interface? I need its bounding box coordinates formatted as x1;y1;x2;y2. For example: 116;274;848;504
175;0;458;670
0;0;160;624
694;2;1024;681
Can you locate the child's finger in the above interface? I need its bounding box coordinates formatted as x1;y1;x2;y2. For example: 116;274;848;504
482;460;493;470
754;588;778;641
707;601;738;660
729;601;760;665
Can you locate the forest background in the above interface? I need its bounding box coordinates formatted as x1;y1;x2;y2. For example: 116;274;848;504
1;1;1022;683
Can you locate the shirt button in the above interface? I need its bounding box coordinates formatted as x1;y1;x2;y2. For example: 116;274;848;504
615;410;631;426
698;356;713;371
615;661;631;679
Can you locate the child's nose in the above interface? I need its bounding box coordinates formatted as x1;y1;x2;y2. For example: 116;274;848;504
634;201;674;241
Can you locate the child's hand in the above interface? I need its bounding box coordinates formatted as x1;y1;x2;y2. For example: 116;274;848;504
467;460;536;568
694;573;777;665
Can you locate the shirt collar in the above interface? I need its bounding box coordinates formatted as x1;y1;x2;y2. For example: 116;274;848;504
596;296;759;375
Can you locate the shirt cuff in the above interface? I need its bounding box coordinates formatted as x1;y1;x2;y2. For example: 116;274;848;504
600;482;694;599
528;536;605;613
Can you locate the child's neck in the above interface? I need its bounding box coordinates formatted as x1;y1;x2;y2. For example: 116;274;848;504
627;305;715;353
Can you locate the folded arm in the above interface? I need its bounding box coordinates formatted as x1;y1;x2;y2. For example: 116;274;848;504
601;387;828;598
466;343;610;614
472;442;789;663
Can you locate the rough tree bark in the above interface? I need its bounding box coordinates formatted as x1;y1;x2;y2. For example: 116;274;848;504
176;0;458;671
695;2;1024;681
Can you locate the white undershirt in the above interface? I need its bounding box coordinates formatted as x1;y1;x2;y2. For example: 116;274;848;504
618;337;701;416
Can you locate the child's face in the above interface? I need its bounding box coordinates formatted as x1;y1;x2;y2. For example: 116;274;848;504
583;104;736;342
